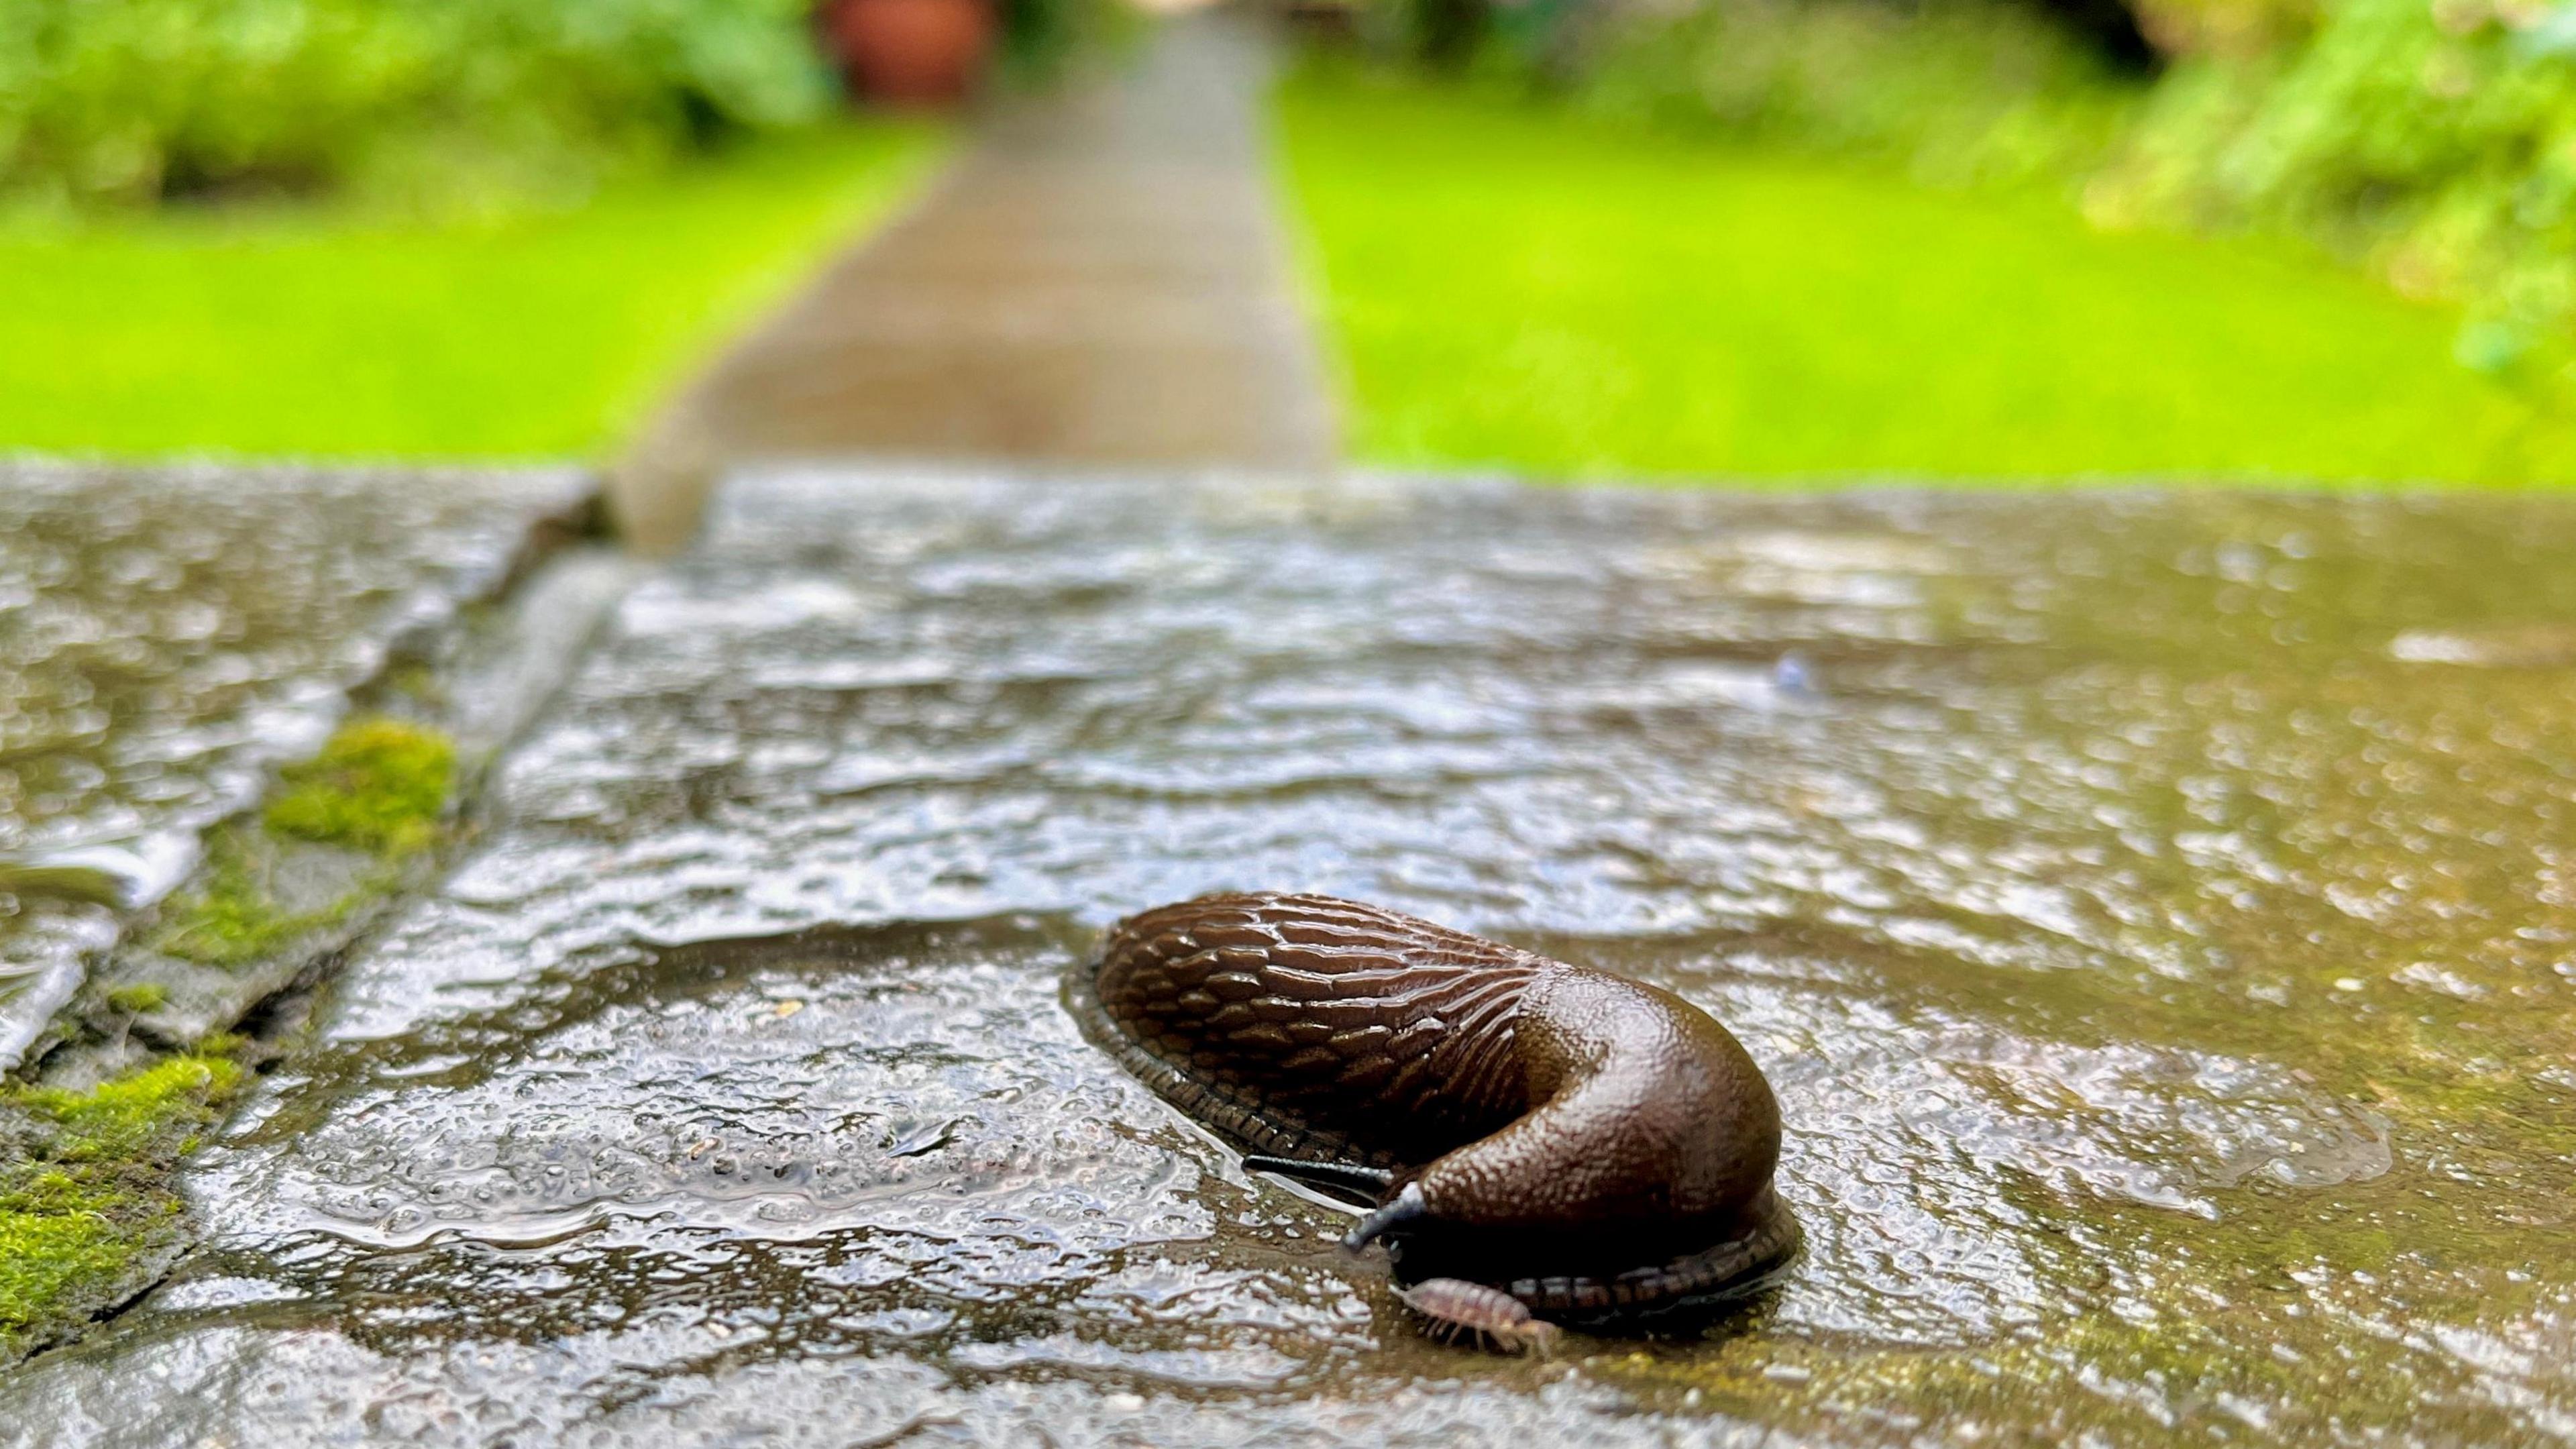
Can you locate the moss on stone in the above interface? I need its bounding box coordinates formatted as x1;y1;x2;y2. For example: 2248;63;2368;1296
102;983;167;1016
3;697;460;1360
5;719;461;1350
0;1054;245;1355
18;1056;246;1161
262;716;454;856
148;830;346;967
0;1174;142;1348
150;717;456;968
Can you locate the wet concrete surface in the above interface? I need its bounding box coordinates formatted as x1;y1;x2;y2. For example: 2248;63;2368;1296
6;470;2575;1444
615;15;1336;552
0;461;590;1068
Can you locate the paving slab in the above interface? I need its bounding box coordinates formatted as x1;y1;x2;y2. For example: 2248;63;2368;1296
614;14;1336;551
5;468;2572;1444
0;461;592;1070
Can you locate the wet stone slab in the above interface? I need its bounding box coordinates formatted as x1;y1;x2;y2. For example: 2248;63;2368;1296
6;469;2574;1444
0;460;591;1069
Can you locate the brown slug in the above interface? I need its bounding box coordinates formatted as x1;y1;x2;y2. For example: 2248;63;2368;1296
1073;892;1800;1329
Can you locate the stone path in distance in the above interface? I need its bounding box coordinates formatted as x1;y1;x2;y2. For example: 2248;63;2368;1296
615;11;1337;551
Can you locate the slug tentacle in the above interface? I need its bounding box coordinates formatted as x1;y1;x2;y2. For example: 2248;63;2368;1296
1076;892;1800;1331
1242;1154;1397;1201
1344;1181;1429;1252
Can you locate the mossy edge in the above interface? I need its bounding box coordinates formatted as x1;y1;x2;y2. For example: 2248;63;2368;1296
0;716;464;1360
0;1053;248;1359
262;716;455;857
150;716;455;967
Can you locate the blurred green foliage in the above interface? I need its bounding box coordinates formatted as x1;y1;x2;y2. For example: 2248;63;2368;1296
1389;0;2576;388
1282;66;2576;483
1564;0;2139;186
997;0;1145;80
0;0;836;209
2100;0;2576;376
2126;0;2315;54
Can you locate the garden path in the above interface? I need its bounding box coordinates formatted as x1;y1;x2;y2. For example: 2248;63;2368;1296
615;10;1336;551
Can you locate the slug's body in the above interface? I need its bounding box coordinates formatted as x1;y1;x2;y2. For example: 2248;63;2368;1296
1075;892;1799;1330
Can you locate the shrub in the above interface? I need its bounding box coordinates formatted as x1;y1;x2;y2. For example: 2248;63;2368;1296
996;0;1143;80
2095;0;2576;373
2126;0;2317;57
1565;0;2141;185
0;0;837;209
1371;0;2576;375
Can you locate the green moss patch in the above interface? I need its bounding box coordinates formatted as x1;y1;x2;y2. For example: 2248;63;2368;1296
152;717;458;968
102;984;167;1016
262;716;455;855
1;1054;245;1356
148;830;354;968
17;1056;246;1162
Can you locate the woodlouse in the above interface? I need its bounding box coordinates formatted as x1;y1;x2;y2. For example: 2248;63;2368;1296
1395;1277;1564;1355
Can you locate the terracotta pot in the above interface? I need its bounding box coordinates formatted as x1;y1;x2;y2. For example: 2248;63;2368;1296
820;0;997;107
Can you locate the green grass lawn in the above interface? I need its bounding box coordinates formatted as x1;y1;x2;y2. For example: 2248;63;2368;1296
1277;68;2576;486
0;123;943;460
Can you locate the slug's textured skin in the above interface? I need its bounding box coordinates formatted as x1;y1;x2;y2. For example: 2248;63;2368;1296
1074;892;1800;1322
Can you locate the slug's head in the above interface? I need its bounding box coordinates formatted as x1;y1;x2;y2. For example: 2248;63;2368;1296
1340;965;1785;1265
1338;1169;1562;1256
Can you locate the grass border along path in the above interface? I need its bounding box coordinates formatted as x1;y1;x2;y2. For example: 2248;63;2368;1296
1277;65;2576;488
0;121;943;462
